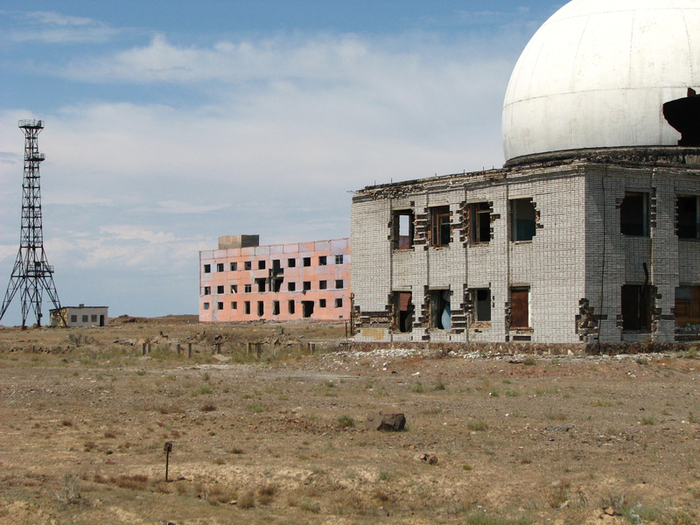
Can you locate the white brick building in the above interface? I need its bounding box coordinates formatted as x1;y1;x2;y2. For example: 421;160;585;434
351;0;700;348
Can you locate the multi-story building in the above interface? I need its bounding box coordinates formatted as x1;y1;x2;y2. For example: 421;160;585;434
351;0;700;348
199;235;350;322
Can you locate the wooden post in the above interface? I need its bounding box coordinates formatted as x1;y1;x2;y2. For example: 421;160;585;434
164;441;173;482
142;343;146;356
177;343;181;355
188;343;192;358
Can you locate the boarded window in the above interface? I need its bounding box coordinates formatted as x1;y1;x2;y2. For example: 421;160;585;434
621;192;649;237
430;289;451;330
621;284;652;330
511;199;536;241
475;288;491;322
675;286;700;327
393;210;415;249
470;202;491;244
510;287;529;329
394;292;413;333
430;206;451;247
677;196;700;239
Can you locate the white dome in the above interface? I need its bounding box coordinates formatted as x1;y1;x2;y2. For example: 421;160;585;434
502;0;700;162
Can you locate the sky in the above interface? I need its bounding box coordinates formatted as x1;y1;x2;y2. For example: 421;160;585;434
0;0;565;325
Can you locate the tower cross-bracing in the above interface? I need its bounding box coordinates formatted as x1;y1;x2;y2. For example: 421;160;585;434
0;120;63;327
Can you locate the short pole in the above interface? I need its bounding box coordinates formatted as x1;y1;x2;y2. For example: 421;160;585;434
188;343;192;358
164;441;173;482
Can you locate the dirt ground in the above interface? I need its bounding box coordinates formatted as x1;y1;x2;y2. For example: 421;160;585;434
1;316;699;525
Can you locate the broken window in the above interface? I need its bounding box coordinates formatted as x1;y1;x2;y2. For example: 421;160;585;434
319;256;327;266
335;255;344;264
203;286;211;295
474;288;491;322
469;202;491;244
244;261;252;270
257;301;264;317
335;298;343;308
620;192;649;237
288;258;296;268
244;301;250;314
288;282;296;292
302;301;314;318
272;278;283;292
429;206;451;247
393;209;415;249
621;284;652;330
258;260;266;270
230;262;237;271
675;286;700;326
303;257;311;267
393;292;413;333
244;284;252;293
231;301;237;310
231;284;238;293
256;278;266;293
511;198;536;241
303;281;311;291
218;302;224;310
510;287;530;329
677;195;700;239
319;280;327;290
319;299;326;308
217;263;224;272
288;300;295;314
203;303;210;311
203;264;211;273
335;279;344;289
273;301;280;315
430;289;451;330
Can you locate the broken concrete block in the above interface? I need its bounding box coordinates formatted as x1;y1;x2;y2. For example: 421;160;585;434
365;410;406;431
212;354;231;363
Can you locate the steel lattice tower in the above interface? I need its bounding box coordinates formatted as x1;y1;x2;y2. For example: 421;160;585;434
0;120;63;327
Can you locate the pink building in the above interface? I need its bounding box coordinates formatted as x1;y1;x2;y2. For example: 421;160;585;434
199;235;351;322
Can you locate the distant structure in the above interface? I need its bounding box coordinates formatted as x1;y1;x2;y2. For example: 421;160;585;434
50;305;108;327
351;0;700;348
0;120;63;328
199;235;351;322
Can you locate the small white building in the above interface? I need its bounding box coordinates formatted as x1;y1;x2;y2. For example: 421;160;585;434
51;305;108;327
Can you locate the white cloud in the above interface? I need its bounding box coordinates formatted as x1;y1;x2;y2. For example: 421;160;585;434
6;10;120;44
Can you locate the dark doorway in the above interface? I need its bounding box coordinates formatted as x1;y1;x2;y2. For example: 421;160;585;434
302;301;314;319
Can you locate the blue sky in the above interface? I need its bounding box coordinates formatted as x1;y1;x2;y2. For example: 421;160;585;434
0;1;564;325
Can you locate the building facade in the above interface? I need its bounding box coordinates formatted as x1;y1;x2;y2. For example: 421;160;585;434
351;0;700;347
199;235;351;322
50;305;109;327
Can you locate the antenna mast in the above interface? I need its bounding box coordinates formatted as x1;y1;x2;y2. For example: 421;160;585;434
0;120;63;327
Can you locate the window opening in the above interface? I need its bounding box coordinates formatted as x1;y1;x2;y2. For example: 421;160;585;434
288;282;296;292
203;264;211;273
258;260;266;270
244;284;252;293
303;257;311;267
273;301;280;315
675;286;700;326
230;262;237;271
231;284;238;293
203;286;211;295
217;263;224;272
335;279;344;289
394;292;413;333
319;256;327;266
335;298;343;308
203;303;210;311
319;299;326;308
621;284;652;330
470;202;491;243
257;301;264;317
288;258;296;268
429;206;451;246
319;280;327;290
393;210;415;249
303;281;311;291
475;288;491;322
272;259;281;271
620;192;649;237
255;278;266;293
510;287;530;329
218;302;224;310
288;300;295;314
677;196;700;239
91;315;97;322
244;301;250;314
231;301;237;309
244;261;252;270
302;301;314;318
511;199;536;241
335;255;344;264
217;285;224;294
272;278;283;292
430;289;451;330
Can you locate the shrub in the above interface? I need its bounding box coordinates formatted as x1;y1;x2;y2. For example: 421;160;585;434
337;415;355;428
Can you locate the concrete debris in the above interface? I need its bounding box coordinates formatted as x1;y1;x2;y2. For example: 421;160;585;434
365;411;406;432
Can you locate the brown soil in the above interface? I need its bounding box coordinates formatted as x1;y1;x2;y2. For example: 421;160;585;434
0;318;699;524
